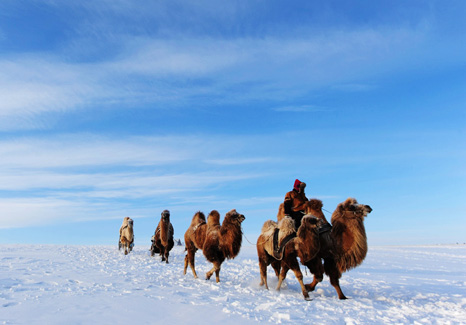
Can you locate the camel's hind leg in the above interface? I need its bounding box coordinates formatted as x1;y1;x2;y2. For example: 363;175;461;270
183;254;189;275
276;264;289;290
184;249;198;278
258;259;269;289
271;260;281;278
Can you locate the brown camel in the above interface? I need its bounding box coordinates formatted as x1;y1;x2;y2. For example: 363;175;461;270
183;210;217;278
257;199;323;300
304;198;372;299
202;209;245;283
150;210;174;263
119;217;134;255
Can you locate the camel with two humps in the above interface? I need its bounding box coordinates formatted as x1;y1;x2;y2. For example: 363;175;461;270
119;217;134;255
257;199;324;300
183;210;213;278
303;198;372;299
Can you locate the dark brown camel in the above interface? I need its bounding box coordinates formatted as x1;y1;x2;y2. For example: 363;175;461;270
150;210;174;263
257;199;323;300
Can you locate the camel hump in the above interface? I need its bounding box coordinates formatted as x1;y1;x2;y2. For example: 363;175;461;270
261;220;278;235
260;217;296;260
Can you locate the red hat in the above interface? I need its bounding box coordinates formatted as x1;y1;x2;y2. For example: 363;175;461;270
293;179;301;191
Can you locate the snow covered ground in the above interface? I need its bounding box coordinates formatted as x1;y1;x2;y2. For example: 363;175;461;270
1;243;465;324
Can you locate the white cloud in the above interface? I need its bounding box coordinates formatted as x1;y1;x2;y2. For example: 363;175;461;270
0;23;438;130
272;105;329;113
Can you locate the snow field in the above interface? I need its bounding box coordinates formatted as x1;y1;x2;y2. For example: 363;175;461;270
1;244;465;324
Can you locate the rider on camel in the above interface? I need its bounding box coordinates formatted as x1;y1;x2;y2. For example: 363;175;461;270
284;179;308;230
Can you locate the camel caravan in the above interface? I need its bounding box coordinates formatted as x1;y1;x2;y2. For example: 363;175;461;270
117;179;372;301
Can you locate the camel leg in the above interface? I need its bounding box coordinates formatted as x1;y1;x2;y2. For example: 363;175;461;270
206;266;216;280
271;260;281;278
214;263;221;283
304;258;324;292
287;260;310;300
324;258;347;300
165;249;170;264
160;247;166;262
276;264;290;290
183;254;188;275
187;250;198;278
258;259;269;289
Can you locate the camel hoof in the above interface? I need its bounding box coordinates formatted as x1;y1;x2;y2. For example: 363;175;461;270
304;296;312;301
305;284;315;292
339;296;348;300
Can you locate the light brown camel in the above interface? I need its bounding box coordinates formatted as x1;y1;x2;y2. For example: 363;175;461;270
202;209;245;283
183;210;218;278
150;210;174;263
119;217;134;255
304;198;372;299
257;199;323;300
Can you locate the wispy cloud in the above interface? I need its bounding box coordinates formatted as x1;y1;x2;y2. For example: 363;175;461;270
0;22;439;131
272;105;329;113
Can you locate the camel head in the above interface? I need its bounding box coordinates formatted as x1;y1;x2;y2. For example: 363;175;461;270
161;210;170;223
297;215;319;239
303;199;329;223
223;209;246;226
123;217;133;227
334;198;372;222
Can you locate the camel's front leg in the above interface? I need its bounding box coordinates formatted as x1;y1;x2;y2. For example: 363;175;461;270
206;262;221;282
288;263;310;300
304;258;324;292
205;266;216;280
214;263;221;283
323;258;347;299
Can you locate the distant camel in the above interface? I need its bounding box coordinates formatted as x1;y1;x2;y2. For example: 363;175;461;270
150;210;174;263
119;217;134;255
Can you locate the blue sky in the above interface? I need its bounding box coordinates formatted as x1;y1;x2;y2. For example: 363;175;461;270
0;0;464;246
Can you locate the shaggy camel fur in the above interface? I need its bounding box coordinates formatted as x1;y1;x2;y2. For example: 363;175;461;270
304;198;372;299
257;199;323;300
151;210;174;263
203;209;245;283
119;217;134;255
183;210;217;278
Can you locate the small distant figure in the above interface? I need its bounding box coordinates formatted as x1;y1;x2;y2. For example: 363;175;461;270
175;239;182;246
283;179;309;229
119;217;134;255
150;210;174;263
